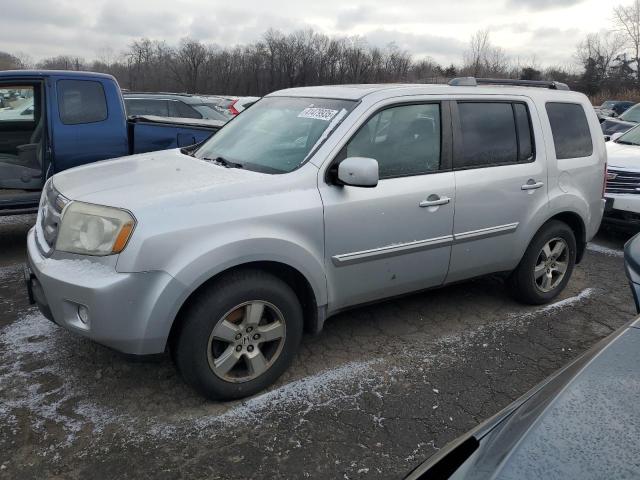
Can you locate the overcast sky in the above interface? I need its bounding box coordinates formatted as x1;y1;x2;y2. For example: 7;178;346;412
1;0;633;67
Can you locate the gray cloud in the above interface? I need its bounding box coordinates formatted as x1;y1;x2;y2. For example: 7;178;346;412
507;0;586;9
0;0;612;69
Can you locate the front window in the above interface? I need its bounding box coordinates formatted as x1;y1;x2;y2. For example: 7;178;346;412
619;105;640;123
194;97;355;173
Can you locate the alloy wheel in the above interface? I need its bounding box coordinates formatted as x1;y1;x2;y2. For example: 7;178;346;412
207;301;286;383
534;237;569;293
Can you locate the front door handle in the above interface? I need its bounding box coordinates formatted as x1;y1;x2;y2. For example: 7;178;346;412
521;180;544;191
420;195;451;208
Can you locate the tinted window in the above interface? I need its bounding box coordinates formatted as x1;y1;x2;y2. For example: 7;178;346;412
170;100;201;119
58;80;107;125
457;102;517;168
125;99;169;117
514;103;534;162
346;104;441;179
546;103;593;159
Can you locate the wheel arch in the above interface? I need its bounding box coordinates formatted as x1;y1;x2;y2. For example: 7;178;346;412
167;260;323;353
546;211;587;264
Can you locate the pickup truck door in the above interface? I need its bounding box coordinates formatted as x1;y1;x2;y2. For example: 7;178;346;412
446;99;548;283
50;77;129;172
319;101;455;311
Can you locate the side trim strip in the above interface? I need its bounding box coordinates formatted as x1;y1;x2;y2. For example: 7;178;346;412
453;222;519;244
332;235;454;266
331;222;519;267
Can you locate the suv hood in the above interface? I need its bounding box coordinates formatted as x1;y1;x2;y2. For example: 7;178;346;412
52;148;267;210
606;141;640;169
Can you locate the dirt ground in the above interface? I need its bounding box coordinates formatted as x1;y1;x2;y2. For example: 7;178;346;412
0;215;636;479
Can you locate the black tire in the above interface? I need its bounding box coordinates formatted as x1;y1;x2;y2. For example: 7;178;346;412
508;220;577;305
173;269;303;400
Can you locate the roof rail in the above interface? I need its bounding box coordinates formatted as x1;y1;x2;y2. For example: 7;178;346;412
121;91;195;97
448;77;570;91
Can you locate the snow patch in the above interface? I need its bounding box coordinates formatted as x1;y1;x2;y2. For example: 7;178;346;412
0;214;36;225
0;312;128;446
0;264;21;283
39;259;115;281
586;243;624;258
196;359;381;430
513;288;598;321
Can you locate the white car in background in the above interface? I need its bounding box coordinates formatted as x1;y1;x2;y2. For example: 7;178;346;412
604;125;640;228
0;98;34;120
207;96;261;115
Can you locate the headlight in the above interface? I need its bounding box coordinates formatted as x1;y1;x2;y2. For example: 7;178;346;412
56;202;136;256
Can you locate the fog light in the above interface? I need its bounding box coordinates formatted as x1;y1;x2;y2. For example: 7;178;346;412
78;305;89;324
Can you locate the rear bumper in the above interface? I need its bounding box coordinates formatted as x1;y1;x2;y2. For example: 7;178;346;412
26;227;185;355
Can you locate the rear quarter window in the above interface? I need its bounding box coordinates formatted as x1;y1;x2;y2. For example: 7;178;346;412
546;102;593;159
57;80;108;125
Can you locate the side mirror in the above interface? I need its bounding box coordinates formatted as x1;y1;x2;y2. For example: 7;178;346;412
337;157;379;188
611;132;624;142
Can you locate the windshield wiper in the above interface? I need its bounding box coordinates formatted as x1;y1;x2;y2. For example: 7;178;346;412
202;156;244;169
616;140;636;145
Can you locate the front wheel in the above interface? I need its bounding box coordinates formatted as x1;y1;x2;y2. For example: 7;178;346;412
174;270;303;400
508;220;577;305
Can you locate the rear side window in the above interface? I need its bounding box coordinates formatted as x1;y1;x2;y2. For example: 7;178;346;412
456;102;517;168
514;104;533;162
57;80;107;125
125;99;169;117
170;101;202;119
546;103;593;159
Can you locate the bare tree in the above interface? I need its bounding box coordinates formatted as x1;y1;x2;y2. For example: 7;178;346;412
576;32;626;80
462;29;511;77
614;0;640;81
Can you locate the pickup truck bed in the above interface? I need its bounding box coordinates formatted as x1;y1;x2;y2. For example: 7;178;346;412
0;70;224;216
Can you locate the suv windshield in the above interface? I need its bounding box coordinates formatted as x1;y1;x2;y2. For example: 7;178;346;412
616;125;640;146
619;104;640;123
194;96;355;173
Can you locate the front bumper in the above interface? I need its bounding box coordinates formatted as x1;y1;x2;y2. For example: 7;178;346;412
603;193;640;228
26;228;185;355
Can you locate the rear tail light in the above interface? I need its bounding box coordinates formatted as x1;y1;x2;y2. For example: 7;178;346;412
603;162;608;198
228;99;240;116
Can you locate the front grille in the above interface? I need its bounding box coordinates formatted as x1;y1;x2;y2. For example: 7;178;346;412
606;168;640;195
36;180;68;254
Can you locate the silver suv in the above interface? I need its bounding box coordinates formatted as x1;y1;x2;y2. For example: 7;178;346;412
26;78;606;400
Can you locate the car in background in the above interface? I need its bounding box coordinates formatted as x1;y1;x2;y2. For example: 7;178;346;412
0;98;34;120
601;103;640;137
603;125;640;229
405;312;640;479
207;95;261;115
123;92;234;123
595;100;635;120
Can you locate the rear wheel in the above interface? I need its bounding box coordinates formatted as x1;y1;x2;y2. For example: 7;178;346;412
508;220;577;305
174;269;303;400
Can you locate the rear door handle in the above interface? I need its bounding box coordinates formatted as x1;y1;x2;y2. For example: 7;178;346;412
420;196;451;208
521;181;544;191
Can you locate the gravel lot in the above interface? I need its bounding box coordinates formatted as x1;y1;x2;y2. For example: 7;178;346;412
0;215;636;479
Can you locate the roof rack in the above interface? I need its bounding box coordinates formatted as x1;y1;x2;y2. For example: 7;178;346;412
448;77;570;91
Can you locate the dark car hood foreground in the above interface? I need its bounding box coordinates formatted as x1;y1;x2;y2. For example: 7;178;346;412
407;319;640;480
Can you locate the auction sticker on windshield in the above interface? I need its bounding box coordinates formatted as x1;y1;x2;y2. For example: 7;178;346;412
298;107;339;121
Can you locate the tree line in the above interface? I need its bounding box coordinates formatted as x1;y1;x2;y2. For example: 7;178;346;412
2;1;640;101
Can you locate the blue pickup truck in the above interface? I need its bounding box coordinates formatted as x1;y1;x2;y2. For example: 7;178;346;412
0;70;223;215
